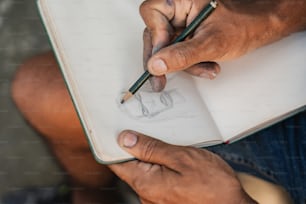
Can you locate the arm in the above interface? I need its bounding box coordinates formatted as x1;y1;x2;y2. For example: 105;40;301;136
141;0;306;91
109;130;258;204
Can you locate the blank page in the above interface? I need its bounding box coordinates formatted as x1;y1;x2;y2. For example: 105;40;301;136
195;32;306;141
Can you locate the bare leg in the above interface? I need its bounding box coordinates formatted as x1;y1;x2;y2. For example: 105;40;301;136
11;52;118;203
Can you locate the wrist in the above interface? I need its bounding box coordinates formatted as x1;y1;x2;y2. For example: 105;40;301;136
269;0;306;36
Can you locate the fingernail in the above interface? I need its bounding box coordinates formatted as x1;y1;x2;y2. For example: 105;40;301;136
199;72;210;79
210;72;217;79
199;72;217;79
150;59;167;75
122;132;138;148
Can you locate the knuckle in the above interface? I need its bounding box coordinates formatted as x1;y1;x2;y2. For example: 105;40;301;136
140;139;159;161
171;147;196;168
143;27;150;38
181;148;197;163
199;27;229;60
173;45;194;69
175;147;214;173
131;174;152;196
139;1;151;17
131;176;146;193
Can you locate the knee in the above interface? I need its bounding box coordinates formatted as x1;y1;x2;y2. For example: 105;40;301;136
11;51;59;113
11;51;81;138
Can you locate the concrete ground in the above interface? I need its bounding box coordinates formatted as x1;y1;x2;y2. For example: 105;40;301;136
0;0;67;198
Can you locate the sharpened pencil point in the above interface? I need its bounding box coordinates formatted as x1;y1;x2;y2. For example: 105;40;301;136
120;91;133;104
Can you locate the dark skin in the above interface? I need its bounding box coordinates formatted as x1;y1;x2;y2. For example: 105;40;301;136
110;131;257;204
109;0;306;203
141;0;306;91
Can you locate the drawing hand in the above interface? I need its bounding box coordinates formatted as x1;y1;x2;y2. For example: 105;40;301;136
109;130;257;204
143;28;220;92
141;0;306;91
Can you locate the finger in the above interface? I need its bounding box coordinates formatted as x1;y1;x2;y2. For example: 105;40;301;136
185;62;220;79
109;161;164;187
117;130;181;168
147;27;226;75
109;161;149;195
143;28;153;67
147;39;201;75
143;28;167;92
140;0;174;50
170;0;194;28
109;161;172;201
108;160;140;185
149;76;167;92
140;0;200;43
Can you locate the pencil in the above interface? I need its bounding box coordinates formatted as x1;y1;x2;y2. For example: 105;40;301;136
121;0;218;104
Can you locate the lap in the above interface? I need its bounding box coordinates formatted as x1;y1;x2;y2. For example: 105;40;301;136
11;52;115;188
12;51;84;144
207;110;306;204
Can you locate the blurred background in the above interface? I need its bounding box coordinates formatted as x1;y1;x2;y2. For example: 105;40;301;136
0;0;65;199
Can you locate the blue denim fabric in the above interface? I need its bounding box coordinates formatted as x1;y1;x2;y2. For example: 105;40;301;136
206;110;306;204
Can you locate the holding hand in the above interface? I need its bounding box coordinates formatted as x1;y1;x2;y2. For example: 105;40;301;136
109;130;257;204
142;0;306;91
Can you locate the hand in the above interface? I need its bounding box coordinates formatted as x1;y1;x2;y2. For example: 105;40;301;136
141;0;306;91
109;130;258;204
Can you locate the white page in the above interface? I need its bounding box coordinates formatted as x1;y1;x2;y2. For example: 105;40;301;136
38;0;222;163
194;32;306;141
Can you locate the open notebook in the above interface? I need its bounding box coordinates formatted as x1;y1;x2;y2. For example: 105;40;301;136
38;0;306;164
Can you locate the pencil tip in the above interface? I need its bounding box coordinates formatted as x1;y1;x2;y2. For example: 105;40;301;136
121;92;133;104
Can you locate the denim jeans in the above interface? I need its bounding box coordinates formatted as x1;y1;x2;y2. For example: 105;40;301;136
207;110;306;204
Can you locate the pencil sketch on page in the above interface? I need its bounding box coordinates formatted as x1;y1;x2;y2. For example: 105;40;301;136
118;89;187;121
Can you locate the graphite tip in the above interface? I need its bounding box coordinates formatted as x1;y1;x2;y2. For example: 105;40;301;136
120;91;133;104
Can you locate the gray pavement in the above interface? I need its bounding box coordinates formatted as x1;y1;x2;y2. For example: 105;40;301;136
0;0;63;198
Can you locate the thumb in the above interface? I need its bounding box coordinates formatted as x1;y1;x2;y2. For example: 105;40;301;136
147;39;205;76
118;130;180;167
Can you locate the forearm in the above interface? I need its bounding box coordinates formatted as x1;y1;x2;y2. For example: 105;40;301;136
275;0;306;34
222;0;306;36
217;0;306;53
140;0;306;78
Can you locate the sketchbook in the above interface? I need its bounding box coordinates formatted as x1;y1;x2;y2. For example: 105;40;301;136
38;0;306;164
